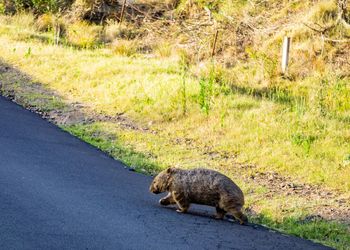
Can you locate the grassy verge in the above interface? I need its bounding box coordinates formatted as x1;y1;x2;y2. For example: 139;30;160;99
0;13;349;249
63;123;350;249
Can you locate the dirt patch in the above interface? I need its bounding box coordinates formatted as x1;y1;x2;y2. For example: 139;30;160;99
248;171;350;223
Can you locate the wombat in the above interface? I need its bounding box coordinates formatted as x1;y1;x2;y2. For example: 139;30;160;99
149;167;248;224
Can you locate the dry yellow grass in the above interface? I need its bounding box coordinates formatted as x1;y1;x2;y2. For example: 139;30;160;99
0;12;349;192
0;3;349;247
66;21;103;48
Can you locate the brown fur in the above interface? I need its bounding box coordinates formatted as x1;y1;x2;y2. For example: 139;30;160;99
149;167;248;224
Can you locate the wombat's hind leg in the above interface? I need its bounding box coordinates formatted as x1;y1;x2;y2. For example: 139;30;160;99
215;207;226;220
159;192;175;206
173;191;190;213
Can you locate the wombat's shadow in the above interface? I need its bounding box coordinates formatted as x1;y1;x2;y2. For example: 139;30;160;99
161;205;268;231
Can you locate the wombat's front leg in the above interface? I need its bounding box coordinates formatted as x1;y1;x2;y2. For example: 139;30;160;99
173;191;190;213
159;192;175;206
215;206;226;220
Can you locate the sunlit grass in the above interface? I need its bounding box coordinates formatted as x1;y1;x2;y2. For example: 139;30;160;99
0;14;349;192
62;121;350;249
1;11;350;249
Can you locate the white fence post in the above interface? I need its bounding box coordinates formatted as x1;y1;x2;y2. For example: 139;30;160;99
282;36;291;75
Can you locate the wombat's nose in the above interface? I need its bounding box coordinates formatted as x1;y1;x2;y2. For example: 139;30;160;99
150;187;160;194
149;185;157;193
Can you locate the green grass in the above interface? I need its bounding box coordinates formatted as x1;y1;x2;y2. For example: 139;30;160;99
0;11;349;185
62;123;161;174
0;12;349;249
0;11;349;194
62;122;350;249
253;214;350;250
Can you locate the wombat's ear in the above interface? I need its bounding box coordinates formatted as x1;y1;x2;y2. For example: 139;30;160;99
166;167;174;174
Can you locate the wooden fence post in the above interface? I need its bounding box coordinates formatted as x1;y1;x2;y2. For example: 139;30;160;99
281;36;291;75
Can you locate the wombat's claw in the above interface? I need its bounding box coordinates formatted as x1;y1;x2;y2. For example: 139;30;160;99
239;220;247;225
176;209;186;213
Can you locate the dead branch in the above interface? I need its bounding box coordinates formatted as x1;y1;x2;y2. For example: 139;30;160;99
324;37;350;43
302;22;335;34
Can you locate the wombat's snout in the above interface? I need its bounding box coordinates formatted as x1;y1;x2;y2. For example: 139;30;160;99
149;184;160;194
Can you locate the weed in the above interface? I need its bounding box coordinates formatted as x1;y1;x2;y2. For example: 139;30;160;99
0;3;5;14
199;77;211;115
24;47;31;58
66;21;103;49
35;13;54;32
343;156;350;168
198;63;217;115
155;42;173;58
291;133;317;154
111;39;139;56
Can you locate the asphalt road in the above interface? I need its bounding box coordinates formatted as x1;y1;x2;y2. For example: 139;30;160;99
0;95;331;250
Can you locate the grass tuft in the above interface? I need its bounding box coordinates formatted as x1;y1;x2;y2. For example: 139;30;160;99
66;21;103;48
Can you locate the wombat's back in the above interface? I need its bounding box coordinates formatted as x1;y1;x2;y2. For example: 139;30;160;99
171;168;244;206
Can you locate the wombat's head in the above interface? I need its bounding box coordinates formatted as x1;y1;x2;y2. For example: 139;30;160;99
149;168;174;194
241;214;248;224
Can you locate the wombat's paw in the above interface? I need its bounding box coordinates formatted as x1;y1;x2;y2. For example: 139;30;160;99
239;218;248;225
215;214;225;220
159;198;170;206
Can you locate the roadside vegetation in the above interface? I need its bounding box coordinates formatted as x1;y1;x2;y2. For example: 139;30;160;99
0;0;349;249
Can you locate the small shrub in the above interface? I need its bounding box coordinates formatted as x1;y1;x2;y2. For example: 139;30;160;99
199;77;212;115
31;0;58;13
104;21;138;43
198;65;217;115
111;39;139;56
35;14;66;38
0;0;15;14
35;13;54;32
10;0;63;14
155;42;173;58
0;3;5;14
66;21;103;48
310;1;338;25
343;154;350;166
291;133;317;154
